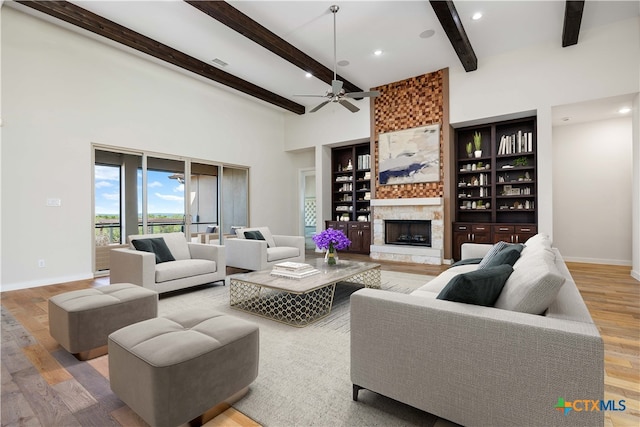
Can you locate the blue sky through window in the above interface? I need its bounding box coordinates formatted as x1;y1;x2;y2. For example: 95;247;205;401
95;165;184;215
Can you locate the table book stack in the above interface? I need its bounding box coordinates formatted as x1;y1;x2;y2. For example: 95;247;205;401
271;262;320;279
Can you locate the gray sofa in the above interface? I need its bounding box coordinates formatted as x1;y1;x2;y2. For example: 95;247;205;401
110;232;226;293
350;234;604;427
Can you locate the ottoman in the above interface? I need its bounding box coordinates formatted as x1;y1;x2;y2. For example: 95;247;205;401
48;283;158;360
108;309;260;427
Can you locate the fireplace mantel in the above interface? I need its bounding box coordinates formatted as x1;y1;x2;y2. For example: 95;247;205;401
370;198;442;207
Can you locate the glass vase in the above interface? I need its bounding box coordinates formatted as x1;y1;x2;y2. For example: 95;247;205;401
324;243;338;266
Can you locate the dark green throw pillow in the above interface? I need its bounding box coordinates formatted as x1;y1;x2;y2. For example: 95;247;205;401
132;238;175;264
450;258;483;267
437;264;514;306
244;230;270;247
481;244;523;269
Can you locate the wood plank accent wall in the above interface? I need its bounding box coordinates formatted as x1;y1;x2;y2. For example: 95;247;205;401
372;69;447;199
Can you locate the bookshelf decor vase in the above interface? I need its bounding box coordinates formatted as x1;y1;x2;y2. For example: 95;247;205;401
324;243;338;266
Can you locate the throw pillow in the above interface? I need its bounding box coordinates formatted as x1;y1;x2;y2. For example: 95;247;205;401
436;264;514;307
476;241;508;269
244;230;270;248
480;244;524;269
450;258;483;267
132;238;175;264
494;258;566;314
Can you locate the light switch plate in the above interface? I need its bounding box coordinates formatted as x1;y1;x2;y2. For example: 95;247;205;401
46;198;62;207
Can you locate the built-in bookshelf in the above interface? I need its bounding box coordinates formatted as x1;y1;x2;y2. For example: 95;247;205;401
452;116;538;260
331;143;371;223
330;143;371;254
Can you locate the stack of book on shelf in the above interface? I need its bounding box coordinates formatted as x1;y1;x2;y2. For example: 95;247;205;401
271;262;320;279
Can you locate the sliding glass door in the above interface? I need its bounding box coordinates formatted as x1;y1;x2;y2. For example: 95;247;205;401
93;147;248;273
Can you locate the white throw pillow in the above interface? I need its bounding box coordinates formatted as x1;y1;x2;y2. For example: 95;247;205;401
524;233;552;250
494;257;565;314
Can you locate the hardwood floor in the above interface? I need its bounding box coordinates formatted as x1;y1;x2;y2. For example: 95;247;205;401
1;255;638;426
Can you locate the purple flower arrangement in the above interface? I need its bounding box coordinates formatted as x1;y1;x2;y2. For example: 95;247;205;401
312;228;351;251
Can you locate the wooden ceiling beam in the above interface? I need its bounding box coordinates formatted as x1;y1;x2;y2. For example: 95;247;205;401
429;0;478;72
562;1;585;47
185;1;364;95
16;0;306;115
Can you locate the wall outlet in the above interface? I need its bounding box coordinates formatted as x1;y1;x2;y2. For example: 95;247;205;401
46;198;62;207
38;259;46;268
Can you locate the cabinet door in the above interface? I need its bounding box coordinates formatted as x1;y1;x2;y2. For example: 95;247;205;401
514;225;537;244
452;231;471;261
493;225;515;243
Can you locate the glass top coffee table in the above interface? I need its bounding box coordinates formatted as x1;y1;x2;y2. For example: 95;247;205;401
229;259;381;327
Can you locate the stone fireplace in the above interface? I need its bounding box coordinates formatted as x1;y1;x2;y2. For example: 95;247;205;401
370;198;443;264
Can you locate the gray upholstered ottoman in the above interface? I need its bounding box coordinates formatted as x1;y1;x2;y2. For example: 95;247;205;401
48;283;158;360
108;310;259;427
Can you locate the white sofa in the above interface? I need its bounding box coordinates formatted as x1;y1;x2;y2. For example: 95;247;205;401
225;227;304;271
350;234;604;427
110;232;226;293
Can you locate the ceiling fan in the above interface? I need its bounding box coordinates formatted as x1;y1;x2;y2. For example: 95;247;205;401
295;5;380;113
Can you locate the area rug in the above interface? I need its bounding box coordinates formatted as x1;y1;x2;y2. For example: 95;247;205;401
158;270;457;427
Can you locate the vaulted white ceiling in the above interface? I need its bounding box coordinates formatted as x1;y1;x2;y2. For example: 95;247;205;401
8;0;639;118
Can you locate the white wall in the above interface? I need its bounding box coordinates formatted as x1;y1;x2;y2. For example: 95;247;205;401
552;118;633;264
0;8;306;290
632;94;640;280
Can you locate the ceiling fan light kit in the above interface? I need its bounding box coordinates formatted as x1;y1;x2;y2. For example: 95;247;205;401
295;4;379;113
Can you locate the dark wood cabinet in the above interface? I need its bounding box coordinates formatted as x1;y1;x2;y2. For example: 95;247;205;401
325;221;370;254
452;224;492;260
452;116;538;260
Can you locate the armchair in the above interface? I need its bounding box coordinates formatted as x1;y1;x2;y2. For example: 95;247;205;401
225;227;304;271
110;232;226;293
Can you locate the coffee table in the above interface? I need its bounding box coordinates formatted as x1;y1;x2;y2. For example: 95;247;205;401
229;259;381;327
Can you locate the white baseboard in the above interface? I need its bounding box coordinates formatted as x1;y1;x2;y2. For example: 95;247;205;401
1;273;94;292
631;270;640;282
561;256;632;267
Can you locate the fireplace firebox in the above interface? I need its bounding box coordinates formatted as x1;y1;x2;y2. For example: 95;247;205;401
385;220;432;247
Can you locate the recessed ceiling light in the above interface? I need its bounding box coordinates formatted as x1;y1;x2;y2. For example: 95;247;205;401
419;29;435;39
619;107;631;114
305;72;313;78
211;58;228;67
472;12;483;20
374;50;383;56
337;60;350;66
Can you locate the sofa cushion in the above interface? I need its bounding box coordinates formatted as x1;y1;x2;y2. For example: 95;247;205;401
524;233;552;250
437;264;514;306
494;257;566;314
266;246;299;262
158;233;191;261
155;259;217;283
476;241;508;269
132;238;176;264
412;265;479;296
244;230;270;247
480;244;523;269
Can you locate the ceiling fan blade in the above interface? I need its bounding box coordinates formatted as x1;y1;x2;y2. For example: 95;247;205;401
339;99;360;113
332;80;343;95
293;94;329;98
309;100;331;113
345;90;381;98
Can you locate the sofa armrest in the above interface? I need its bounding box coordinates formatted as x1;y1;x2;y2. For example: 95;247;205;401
273;235;305;253
460;242;493;259
188;243;226;273
109;248;156;289
225;238;268;270
350;289;603;427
